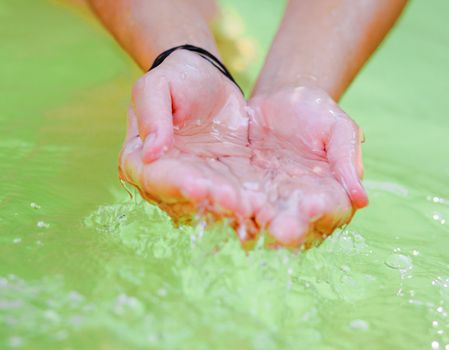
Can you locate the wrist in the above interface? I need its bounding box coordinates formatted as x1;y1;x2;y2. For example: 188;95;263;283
137;29;219;71
89;0;218;71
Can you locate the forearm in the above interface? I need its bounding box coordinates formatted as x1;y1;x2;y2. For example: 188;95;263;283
253;0;407;100
87;0;218;70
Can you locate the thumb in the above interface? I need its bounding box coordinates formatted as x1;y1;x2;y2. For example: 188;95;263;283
326;117;368;209
132;73;174;163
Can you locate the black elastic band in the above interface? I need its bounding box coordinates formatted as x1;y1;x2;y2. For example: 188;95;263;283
148;44;243;95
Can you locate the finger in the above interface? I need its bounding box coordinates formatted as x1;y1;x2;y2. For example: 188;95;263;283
326;118;368;209
268;208;310;247
132;73;174;163
125;106;139;142
204;158;253;217
142;158;207;204
300;184;353;236
119;136;144;185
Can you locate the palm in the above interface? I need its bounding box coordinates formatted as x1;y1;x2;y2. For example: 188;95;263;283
247;87;368;245
119;51;263;232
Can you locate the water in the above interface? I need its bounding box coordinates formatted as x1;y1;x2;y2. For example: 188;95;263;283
1;0;449;349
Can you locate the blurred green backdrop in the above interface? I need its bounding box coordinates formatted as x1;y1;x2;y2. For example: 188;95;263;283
0;0;449;349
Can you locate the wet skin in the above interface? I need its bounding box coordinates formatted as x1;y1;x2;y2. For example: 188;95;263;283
119;51;368;246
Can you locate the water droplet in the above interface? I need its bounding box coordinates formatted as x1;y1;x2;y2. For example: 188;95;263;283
385;254;412;271
432;341;440;349
30;202;40;209
238;224;247;241
36;221;49;228
312;166;322;174
433;212;446;224
349;319;369;331
244;106;256;118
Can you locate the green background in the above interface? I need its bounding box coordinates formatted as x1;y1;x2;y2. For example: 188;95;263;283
0;0;448;349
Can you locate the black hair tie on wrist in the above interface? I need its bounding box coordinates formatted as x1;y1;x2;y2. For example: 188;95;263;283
148;44;243;95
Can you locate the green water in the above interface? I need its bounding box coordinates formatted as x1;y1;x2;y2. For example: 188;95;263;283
1;0;449;349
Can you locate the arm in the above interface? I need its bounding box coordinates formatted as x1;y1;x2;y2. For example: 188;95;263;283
247;0;407;228
87;0;218;70
87;0;256;235
253;0;407;100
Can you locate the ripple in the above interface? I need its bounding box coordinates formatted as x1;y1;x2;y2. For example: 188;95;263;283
385;254;413;271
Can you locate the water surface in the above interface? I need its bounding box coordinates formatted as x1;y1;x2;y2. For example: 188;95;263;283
1;0;449;349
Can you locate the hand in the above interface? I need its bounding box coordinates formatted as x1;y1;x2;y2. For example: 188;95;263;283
118;50;263;230
247;86;368;246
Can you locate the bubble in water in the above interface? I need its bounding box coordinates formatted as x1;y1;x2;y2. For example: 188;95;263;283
349;319;369;331
385;254;412;271
30;202;40;209
432;213;446;224
36;221;49;228
428;196;449;206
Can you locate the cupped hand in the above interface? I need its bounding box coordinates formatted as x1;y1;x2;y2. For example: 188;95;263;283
247;86;368;246
119;54;368;247
118;50;264;230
